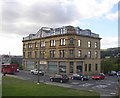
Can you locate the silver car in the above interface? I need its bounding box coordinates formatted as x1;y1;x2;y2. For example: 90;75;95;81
117;71;120;77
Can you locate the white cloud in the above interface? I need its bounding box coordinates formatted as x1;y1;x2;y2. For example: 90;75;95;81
101;36;118;49
0;33;22;55
0;0;119;55
2;0;119;35
106;11;119;20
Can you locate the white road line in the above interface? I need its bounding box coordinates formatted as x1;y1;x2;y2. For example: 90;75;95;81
71;82;80;85
79;83;93;87
110;93;116;95
92;85;108;89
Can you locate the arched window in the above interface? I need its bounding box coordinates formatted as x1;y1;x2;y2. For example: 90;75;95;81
70;37;74;44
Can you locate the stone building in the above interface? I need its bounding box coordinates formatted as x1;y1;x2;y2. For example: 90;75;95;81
22;26;101;75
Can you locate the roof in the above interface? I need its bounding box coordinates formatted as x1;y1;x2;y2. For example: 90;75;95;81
23;25;100;41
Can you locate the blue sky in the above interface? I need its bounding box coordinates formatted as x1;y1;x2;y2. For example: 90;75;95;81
0;0;119;55
79;17;118;37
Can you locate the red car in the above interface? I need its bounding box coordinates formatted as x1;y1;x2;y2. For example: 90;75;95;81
92;73;105;80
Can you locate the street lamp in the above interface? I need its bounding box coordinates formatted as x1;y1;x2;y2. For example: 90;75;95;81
37;64;40;84
37;28;43;84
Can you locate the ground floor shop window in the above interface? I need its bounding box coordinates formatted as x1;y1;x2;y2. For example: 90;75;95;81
85;64;87;72
95;64;98;71
59;62;66;73
48;62;57;73
89;64;91;71
39;64;45;70
26;61;35;70
70;62;74;73
77;62;83;73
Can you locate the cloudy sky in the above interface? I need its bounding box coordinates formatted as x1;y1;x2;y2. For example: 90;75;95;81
0;0;119;55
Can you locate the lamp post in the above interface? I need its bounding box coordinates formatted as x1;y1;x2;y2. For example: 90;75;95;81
37;28;42;84
37;64;40;84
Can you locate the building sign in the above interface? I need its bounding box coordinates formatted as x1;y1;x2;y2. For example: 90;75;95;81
40;61;47;64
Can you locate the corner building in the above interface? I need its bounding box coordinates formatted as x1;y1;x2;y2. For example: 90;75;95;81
22;26;101;75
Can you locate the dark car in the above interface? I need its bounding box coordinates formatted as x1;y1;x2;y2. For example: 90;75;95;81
92;73;105;80
71;73;90;81
50;74;69;83
108;71;117;76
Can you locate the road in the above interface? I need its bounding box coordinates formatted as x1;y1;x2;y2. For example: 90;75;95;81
13;70;118;97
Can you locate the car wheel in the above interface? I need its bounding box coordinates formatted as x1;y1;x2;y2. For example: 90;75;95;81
71;77;74;80
60;80;63;83
81;78;84;81
31;72;34;75
50;79;53;82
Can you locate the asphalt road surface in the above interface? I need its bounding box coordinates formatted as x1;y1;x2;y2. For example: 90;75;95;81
12;71;119;97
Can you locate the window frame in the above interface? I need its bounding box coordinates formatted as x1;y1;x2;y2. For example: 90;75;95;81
59;50;65;58
70;37;74;44
95;42;98;48
60;38;66;46
89;64;91;71
50;40;56;47
95;51;98;58
50;50;55;58
88;51;91;58
95;64;98;71
88;41;91;48
41;41;45;47
78;39;81;46
78;50;81;57
69;50;74;57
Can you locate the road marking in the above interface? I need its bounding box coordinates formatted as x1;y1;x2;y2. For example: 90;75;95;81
79;83;93;87
92;85;108;89
107;83;111;85
71;82;80;85
110;93;116;95
107;81;116;84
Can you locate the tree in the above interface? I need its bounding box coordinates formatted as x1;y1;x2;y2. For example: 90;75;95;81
101;59;113;74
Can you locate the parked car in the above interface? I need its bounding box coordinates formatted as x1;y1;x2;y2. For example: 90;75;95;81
108;71;117;76
30;69;44;76
117;71;120;77
50;74;69;83
71;73;90;81
92;73;105;80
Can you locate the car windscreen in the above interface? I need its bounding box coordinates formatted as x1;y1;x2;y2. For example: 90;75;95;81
62;75;68;78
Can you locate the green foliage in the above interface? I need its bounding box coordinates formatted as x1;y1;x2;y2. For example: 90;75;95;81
101;57;120;74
